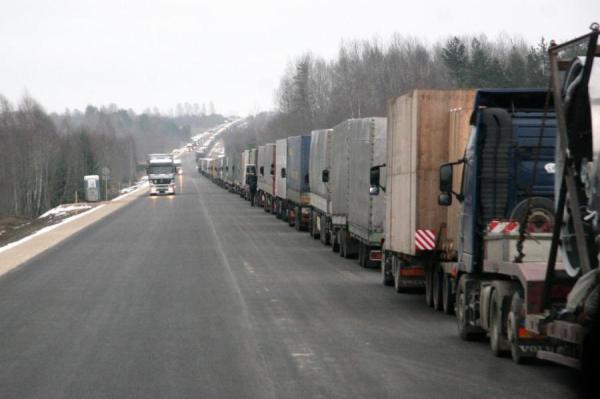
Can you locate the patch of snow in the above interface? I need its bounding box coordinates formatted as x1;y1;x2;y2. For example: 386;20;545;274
111;181;148;202
39;204;92;219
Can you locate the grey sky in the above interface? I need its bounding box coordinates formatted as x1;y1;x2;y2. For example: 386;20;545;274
1;0;598;116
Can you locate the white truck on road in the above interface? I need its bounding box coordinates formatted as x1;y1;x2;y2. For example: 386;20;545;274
147;154;176;196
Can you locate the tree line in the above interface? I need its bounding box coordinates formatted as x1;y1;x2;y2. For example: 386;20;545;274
0;96;225;218
224;33;549;154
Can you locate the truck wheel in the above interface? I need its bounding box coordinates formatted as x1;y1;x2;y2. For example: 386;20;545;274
288;209;295;227
394;259;409;293
394;266;406;293
456;276;482;341
320;216;329;245
311;211;320;239
358;243;367;268
442;274;455;315
489;289;509;357
343;232;354;259
507;292;527;364
432;266;443;311
382;255;393;286
331;230;340;253
294;207;302;231
425;265;434;308
339;231;346;257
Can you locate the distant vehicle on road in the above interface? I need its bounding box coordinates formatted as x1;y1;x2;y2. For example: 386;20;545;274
146;154;176;196
174;158;183;175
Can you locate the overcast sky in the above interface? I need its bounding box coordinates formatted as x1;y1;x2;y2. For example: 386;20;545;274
1;0;598;116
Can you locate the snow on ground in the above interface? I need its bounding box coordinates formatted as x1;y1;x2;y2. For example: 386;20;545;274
39;204;92;219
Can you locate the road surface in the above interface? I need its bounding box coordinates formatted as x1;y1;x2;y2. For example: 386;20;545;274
0;156;580;398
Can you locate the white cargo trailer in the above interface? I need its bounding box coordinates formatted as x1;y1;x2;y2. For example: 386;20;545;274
274;138;288;219
308;129;333;244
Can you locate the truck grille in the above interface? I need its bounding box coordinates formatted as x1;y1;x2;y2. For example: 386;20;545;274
152;179;171;185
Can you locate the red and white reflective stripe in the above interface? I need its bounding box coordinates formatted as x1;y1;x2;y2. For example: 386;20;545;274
487;220;519;234
415;229;436;251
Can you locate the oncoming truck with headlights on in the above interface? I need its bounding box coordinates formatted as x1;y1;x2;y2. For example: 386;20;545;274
147;154;177;196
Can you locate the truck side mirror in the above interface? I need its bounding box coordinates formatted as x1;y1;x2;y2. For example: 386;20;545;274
439;163;453;193
304;174;309;184
321;169;329;183
370;165;384;195
281;168;286;178
438;192;452;207
260;166;264;176
270;164;274;175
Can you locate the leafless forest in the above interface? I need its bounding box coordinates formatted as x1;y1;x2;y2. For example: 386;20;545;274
224;34;549;155
0;98;224;218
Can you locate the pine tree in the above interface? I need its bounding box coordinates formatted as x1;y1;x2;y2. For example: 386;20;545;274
441;37;468;87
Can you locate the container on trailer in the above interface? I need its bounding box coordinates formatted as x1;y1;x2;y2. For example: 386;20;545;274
309;129;333;214
348;118;387;245
257;143;276;203
84;175;100;202
231;152;242;188
286;135;311;205
275;139;287;200
248;148;257;168
330;121;351;225
240;150;250;187
257;145;270;194
385;90;476;257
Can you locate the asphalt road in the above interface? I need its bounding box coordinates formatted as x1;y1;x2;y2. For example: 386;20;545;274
0;156;581;398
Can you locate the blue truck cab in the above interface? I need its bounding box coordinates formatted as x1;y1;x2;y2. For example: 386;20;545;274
441;89;556;274
438;89;559;357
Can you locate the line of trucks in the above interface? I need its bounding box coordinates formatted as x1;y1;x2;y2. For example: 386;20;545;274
197;28;600;393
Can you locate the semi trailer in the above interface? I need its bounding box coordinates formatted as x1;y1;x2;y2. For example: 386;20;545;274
329;118;386;264
257;143;276;211
274;138;288;220
286;135;311;230
373;90;476;292
347;118;387;267
308;129;333;243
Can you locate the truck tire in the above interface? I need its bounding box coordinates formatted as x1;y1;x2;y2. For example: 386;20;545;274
394;259;409;293
425;265;434;308
339;231;346;257
442;274;455;315
319;216;329;245
294;207;302;231
489;289;509;357
509;197;554;233
382;255;394;286
507;291;528;364
456;275;483;341
310;211;320;239
358;243;368;268
331;230;340;253
432;266;443;311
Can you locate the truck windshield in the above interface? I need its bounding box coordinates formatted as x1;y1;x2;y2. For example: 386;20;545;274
147;165;174;174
